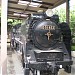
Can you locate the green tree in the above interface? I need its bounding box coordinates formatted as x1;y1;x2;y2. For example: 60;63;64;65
8;19;22;26
0;7;1;17
53;6;75;30
70;9;75;28
53;8;66;22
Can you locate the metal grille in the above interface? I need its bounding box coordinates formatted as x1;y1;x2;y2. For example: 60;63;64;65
34;52;63;62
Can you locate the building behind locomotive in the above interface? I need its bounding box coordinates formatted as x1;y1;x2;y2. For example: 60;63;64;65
20;11;73;75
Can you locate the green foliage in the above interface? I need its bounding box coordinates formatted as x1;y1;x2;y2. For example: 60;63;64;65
70;9;75;29
8;19;22;26
53;5;75;33
70;7;75;47
0;8;1;17
53;8;66;22
12;19;22;26
7;19;22;33
71;46;75;51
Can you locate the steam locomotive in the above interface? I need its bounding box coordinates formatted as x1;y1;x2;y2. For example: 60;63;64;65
17;12;73;75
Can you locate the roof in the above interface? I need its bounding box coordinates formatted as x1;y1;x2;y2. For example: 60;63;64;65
0;17;1;24
8;0;66;20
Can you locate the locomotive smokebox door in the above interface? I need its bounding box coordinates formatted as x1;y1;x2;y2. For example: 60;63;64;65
32;20;60;50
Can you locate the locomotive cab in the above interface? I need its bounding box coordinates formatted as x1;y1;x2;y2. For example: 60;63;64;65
21;12;73;75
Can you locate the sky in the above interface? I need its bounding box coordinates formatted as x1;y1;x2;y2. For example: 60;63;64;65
54;0;75;10
70;0;75;6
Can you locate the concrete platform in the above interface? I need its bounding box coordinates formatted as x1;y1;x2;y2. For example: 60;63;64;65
7;49;24;75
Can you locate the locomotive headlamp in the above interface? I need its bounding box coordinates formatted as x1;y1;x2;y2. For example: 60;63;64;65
46;9;53;17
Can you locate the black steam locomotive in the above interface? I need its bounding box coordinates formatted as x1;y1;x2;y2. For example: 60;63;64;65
21;13;73;75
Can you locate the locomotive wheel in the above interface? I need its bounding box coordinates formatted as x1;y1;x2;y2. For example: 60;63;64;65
22;49;25;68
24;68;29;75
64;65;71;73
24;69;34;75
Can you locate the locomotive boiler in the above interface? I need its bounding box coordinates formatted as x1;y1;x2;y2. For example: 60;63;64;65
20;12;73;75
